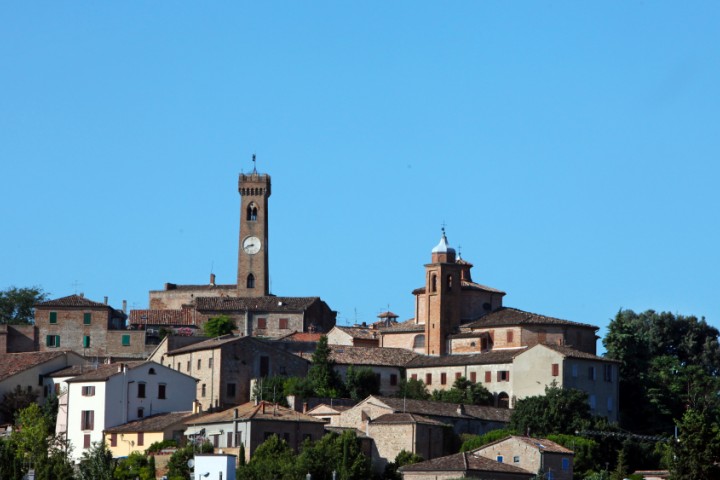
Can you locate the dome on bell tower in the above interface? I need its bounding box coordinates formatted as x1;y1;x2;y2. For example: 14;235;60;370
431;229;456;263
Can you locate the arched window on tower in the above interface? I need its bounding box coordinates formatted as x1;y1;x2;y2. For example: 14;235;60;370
431;274;437;293
413;334;425;350
246;274;255;289
447;275;453;291
246;203;258;221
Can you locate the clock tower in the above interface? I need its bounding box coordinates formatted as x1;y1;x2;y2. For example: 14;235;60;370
237;159;271;297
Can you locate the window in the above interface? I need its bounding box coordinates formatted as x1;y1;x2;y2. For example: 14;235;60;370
562;458;570;471
455;372;462;381
513;456;520;463
260;356;270;377
46;335;60;348
137;432;144;446
247;203;258;221
470;371;477;383
83;434;91;449
589;395;596;409
137;407;144;418
158;384;166;399
447;275;453;291
137;382;146;398
603;364;613;382
187;360;191;372
110;433;117;447
43;385;49;397
551;363;559;376
149;368;156;375
227;432;234;447
227;383;236;398
209;357;214;369
247;274;255;289
497;455;503;463
431;274;437;292
390;374;398;386
257;318;267;329
177;362;181;371
497;371;510;382
411;374;417;381
279;318;288;329
572;364;578;377
506;330;514;343
197;359;202;370
484;371;491;383
121;334;130;346
49;312;57;324
588;366;596;381
83;313;91;325
425;373;432;385
54;384;61;395
440;373;447;385
38;374;44;386
547;472;555;480
413;334;425;349
83;335;90;348
81;386;95;396
201;384;207;397
81;410;94;430
607;397;614;411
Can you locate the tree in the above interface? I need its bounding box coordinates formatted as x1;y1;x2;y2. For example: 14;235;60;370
431;377;493;406
546;434;602;480
236;434;298;480
345;366;380;401
203;314;236;337
78;441;115;480
114;451;155;480
670;407;720;480
382;449;424;480
460;429;515;452
307;335;345;398
295;430;371;480
0;437;25;480
509;385;593;437
0;286;47;325
12;403;49;471
0;385;39;423
395;377;430;400
252;375;290;406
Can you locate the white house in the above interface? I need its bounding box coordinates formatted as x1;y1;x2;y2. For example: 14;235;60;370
60;361;197;462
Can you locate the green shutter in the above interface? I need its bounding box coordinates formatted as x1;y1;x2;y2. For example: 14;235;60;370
55;335;60;348
83;336;90;348
49;312;57;324
122;335;130;346
46;335;52;347
83;313;91;325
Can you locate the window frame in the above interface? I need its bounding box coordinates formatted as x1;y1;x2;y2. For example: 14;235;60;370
83;313;91;325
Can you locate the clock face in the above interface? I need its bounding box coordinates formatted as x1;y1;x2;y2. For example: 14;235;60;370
243;236;261;255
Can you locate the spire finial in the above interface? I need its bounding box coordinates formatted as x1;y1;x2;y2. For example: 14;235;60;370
441;221;447;237
252;153;257;174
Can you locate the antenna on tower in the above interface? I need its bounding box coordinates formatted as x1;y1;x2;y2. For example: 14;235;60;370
252;153;257;174
71;280;82;294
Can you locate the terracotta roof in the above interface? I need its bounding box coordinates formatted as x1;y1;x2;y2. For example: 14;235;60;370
129;309;194;326
378;319;425;333
195;296;322;313
47;365;90;378
400;450;533;475
187;401;325;425
0;351;74;381
35;294;110;309
65;362;145;383
464;307;598;330
480;435;574;455
371;413;449;427
533;344;620;363
370;396;512;423
406;350;521;368
412;280;505;296
306;404;352;415
377;311;399;319
281;332;322;342
334;326;379;340
150;284;237;292
327;346;418;367
106;411;197;433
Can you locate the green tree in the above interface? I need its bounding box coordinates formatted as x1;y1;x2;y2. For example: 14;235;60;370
114;451;155;480
203;315;236;337
670;407;720;480
78;441;115;480
509;385;592;436
284;376;315;400
236;434;298;480
345;366;380;401
12;403;49;471
252;375;290;406
0;286;47;324
460;429;515;452
431;377;493;406
295;430;371;480
0;385;39;422
0;437;25;480
395;377;430;400
546;434;601;480
166;441;213;479
307;335;345;398
382;449;424;480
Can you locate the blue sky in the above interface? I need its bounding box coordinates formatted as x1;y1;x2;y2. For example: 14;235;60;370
2;3;719;349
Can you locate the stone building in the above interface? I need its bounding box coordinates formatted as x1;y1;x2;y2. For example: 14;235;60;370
134;163;336;336
327;325;380;347
35;294;147;359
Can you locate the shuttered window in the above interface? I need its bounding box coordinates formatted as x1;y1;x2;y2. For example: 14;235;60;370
49;312;57;324
83;313;91;325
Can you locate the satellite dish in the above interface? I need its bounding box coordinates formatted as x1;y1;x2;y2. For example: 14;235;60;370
187;458;195;468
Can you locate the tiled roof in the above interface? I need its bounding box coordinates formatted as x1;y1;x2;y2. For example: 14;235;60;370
47;365;87;378
378;319;424;333
195;296;321;312
371;413;449;427
106;412;197;433
129;309;194;326
377;311;399;319
327;346;418;367
406;350;521;368
65;362;145;383
281;332;322;342
400;451;533;475
0;351;72;381
35;294;110;308
187;401;324;425
412;280;506;295
166;334;242;355
335;326;379;340
464;307;598;330
480;435;574;455
535;344;620;363
371;396;512;423
151;284;237;292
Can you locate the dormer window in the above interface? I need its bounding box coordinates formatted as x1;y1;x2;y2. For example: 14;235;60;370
246;203;258;221
247;274;255;289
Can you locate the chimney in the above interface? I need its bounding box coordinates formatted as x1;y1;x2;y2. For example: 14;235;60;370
192;400;203;414
122;300;127;313
210;273;216;286
302;402;308;414
457;404;465;415
118;363;125;373
104;296;108;305
79;292;84;298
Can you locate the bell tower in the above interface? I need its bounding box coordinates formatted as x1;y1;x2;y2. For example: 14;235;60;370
423;229;464;355
237;156;271;297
